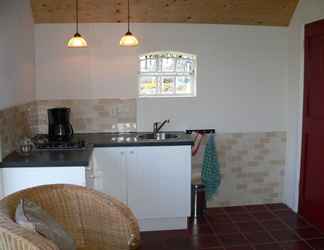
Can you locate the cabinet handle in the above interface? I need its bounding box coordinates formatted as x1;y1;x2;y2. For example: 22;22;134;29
130;151;134;154
88;175;100;179
120;152;125;155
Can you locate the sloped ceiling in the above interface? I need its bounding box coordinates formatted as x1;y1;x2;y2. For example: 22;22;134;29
31;0;299;26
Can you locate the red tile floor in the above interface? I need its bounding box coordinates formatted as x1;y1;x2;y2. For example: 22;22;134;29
140;203;324;250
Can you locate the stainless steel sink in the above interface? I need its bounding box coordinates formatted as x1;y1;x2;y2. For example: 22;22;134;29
138;133;178;140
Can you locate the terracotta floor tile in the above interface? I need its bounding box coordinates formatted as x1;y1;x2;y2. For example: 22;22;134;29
208;213;232;224
296;227;324;239
261;219;291;231
219;233;249;247
252;211;276;221
189;223;214;236
230;213;256;223
254;243;282;250
224;206;249;214
235;221;265;233
282;217;310;229
191;235;222;249
212;222;240;235
307;238;324;249
245;205;269;213
270;230;301;242
243;231;275;245
208;207;226;215
141;206;324;250
280;241;313;250
225;246;254;250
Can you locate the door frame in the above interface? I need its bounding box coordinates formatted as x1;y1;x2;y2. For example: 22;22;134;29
294;19;324;212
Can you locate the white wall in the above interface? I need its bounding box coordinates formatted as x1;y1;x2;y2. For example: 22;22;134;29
284;0;324;211
35;23;288;133
0;0;35;109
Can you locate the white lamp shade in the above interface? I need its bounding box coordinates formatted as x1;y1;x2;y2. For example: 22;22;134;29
119;32;139;47
68;33;88;48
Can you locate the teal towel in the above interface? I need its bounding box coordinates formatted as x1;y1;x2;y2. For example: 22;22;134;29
201;134;221;200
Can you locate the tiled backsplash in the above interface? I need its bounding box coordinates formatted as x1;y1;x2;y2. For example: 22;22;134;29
0;99;287;207
35;99;137;134
0;102;37;157
0;98;136;158
192;132;286;207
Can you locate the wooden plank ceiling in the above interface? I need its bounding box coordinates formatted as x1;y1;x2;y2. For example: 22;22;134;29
31;0;299;26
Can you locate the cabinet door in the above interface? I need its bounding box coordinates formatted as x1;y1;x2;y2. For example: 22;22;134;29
127;146;191;219
2;167;86;196
93;148;127;203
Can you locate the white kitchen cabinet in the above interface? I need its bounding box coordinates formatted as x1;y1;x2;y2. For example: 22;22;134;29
93;148;128;204
93;146;191;231
2;167;86;196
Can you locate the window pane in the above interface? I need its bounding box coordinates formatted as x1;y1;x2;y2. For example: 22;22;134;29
161;77;175;95
176;76;192;95
140;59;157;73
139;76;158;95
176;59;194;73
162;58;176;72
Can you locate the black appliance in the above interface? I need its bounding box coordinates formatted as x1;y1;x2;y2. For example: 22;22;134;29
48;107;74;141
35;139;86;150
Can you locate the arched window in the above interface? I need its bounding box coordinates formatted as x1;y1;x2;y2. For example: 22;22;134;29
138;51;197;97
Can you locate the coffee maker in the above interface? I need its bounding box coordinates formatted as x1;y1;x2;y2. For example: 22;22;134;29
48;108;74;141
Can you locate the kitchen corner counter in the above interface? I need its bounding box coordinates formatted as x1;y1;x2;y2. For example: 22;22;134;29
0;147;93;168
0;132;193;168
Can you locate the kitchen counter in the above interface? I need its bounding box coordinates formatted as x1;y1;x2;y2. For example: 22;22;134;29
0;132;193;168
0;147;93;168
76;131;193;147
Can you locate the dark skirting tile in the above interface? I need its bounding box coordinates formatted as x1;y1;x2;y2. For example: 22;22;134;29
269;230;301;242
274;210;298;218
235;221;265;233
219;233;249;247
266;203;291;211
307;238;324;249
280;241;313;250
243;231;275;245
296;227;324;239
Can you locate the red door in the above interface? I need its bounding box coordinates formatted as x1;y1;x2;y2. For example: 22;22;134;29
299;19;324;230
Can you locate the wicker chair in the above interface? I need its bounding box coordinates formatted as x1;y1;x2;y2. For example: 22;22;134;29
0;184;140;250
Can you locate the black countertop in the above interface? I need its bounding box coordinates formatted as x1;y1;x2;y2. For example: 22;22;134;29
0;148;94;168
76;131;193;147
0;132;193;168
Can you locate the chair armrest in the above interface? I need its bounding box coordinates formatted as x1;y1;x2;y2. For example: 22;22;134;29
78;190;141;250
0;212;59;250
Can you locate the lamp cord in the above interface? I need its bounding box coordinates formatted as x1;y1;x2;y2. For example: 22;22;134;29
128;0;130;32
76;0;79;33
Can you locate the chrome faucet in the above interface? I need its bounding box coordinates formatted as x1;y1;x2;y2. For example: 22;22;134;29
153;119;170;134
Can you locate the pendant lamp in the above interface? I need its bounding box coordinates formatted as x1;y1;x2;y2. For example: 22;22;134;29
68;0;88;48
120;0;139;47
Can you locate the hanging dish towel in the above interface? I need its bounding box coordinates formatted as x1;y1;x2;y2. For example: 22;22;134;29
201;134;221;200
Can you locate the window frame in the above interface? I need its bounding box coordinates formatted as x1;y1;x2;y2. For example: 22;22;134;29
138;51;197;98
